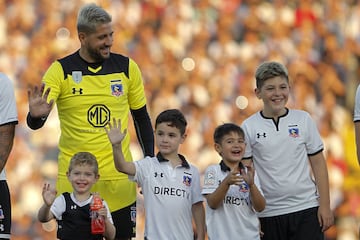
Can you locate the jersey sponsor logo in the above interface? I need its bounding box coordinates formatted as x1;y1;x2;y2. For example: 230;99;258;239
110;80;123;97
153;186;190;199
288;128;299;138
88;104;111;127
70;205;77;210
72;71;82;83
256;132;267;138
224;195;250;206
204;170;216;186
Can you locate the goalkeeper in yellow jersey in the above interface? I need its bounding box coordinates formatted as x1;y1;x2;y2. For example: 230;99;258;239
27;3;154;240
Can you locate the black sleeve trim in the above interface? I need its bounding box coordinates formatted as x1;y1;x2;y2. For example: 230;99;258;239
0;121;18;127
131;105;154;157
308;148;323;156
26;112;47;130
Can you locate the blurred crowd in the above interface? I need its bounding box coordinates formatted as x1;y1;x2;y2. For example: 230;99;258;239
2;0;360;239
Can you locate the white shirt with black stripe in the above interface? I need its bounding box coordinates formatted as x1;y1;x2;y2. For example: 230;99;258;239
242;109;322;217
202;161;262;239
130;153;203;240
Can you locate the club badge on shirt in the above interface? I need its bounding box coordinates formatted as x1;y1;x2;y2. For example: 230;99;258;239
239;181;249;193
110;80;123;97
289;128;299;138
72;71;82;84
183;175;192;186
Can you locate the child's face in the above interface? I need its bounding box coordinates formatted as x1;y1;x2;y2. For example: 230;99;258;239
67;164;99;195
215;131;246;166
155;122;185;156
255;76;289;118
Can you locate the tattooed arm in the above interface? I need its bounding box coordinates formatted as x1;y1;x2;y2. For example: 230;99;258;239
0;123;16;173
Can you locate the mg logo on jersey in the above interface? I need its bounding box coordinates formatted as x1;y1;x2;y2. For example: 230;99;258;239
256;132;267;138
88;104;110;127
110;80;123;97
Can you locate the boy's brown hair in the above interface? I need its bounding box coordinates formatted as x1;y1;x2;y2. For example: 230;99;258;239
255;61;289;89
68;151;99;175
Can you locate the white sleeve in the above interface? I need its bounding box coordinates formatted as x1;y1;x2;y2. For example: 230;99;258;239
102;200;114;224
130;156;153;185
191;166;204;204
0;73;18;125
304;111;324;154
50;195;66;220
201;165;219;195
241;119;253;159
354;85;360;122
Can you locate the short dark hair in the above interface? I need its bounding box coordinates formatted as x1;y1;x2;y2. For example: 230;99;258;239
255;61;289;89
213;123;244;144
155;109;187;135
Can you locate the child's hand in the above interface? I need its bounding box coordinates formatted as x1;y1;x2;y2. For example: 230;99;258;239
105;118;127;145
98;206;107;218
241;164;255;186
224;169;243;186
42;183;57;207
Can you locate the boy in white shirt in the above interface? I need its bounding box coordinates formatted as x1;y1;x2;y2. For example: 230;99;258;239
202;123;265;239
241;61;333;239
106;109;205;240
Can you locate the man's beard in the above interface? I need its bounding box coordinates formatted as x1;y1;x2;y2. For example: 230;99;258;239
87;46;110;62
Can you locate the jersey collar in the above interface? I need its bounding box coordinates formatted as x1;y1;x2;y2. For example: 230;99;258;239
260;107;289;119
219;160;245;172
156;152;190;169
220;160;230;172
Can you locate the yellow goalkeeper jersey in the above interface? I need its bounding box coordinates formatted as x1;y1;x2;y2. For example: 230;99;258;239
43;51;147;181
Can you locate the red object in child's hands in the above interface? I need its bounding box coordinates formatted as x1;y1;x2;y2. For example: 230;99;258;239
90;192;105;234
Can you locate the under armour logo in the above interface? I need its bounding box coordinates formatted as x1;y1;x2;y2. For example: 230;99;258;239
154;172;164;178
72;88;83;94
70;205;77;210
256;132;267;138
0;224;4;231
